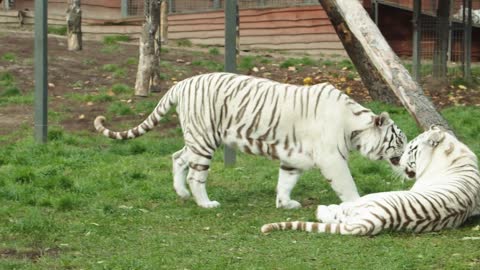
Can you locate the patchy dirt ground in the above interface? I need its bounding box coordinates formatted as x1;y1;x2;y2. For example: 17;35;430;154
0;32;479;137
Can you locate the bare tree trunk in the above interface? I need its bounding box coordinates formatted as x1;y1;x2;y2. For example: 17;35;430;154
66;0;82;51
151;8;162;92
160;0;168;44
318;0;453;133
135;0;161;96
433;0;450;79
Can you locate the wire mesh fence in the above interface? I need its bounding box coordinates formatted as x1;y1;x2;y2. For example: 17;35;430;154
376;0;477;80
125;1;319;17
166;0;318;14
125;0;145;16
1;0;16;10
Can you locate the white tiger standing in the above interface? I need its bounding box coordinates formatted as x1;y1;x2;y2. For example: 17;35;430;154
261;126;480;235
94;72;406;208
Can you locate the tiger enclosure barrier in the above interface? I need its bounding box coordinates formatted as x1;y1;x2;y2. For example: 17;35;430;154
317;0;454;134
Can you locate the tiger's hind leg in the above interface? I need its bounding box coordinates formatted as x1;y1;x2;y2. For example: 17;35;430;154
276;164;302;209
172;147;190;199
186;151;220;208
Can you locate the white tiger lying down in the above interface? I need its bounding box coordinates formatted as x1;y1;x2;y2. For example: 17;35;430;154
261;126;480;235
94;72;406;208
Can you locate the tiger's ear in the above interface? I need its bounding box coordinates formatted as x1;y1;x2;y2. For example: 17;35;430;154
426;130;445;147
429;124;442;131
374;112;390;127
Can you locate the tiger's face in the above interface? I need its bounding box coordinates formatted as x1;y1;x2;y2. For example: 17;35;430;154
399;126;446;180
352;112;407;167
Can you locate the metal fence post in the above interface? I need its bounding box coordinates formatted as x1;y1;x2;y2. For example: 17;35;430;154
224;0;238;166
34;0;48;143
168;0;175;13
412;0;421;82
121;0;128;17
373;0;379;25
213;0;220;9
463;0;472;82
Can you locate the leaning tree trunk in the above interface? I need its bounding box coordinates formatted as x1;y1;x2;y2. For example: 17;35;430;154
135;0;161;96
66;0;82;51
318;0;453;133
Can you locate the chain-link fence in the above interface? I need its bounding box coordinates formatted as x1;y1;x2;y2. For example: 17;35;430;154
375;0;477;80
1;0;16;10
124;0;318;15
124;0;145;16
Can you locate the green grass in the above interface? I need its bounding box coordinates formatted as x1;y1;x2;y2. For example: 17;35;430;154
64;86;114;103
82;59;97;66
47;26;67;36
208;47;220;55
238;56;256;71
107;101;134;116
101;64;126;78
191;59;224;72
0;72;31;105
2;52;16;62
176;39;192;47
101;44;121;54
280;57;316;69
0;86;21;97
125;57;139;66
339;59;355;71
0;104;479;269
321;59;335;67
103;35;130;45
111;83;133;95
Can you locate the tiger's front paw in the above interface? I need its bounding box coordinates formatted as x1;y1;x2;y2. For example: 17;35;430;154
198;200;221;208
276;199;302;209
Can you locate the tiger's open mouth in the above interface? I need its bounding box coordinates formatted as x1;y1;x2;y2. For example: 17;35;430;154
389;156;400;166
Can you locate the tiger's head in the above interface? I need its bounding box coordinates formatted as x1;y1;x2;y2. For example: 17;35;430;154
399;125;477;181
351;112;407;167
398;127;444;180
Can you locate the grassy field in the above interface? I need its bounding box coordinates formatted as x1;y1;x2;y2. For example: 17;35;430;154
0;101;479;269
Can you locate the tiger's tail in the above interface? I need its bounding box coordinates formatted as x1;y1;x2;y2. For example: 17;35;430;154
261;221;371;236
94;87;177;140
